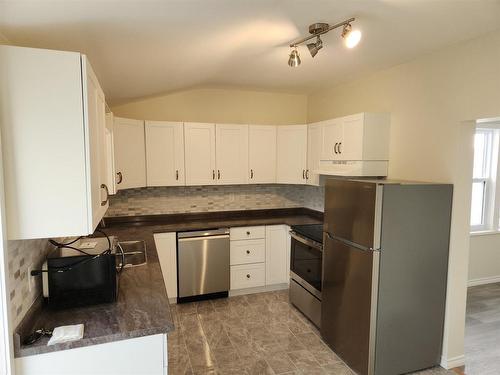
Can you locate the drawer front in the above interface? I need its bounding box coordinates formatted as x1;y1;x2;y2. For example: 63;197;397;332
230;263;265;290
230;226;265;241
230;239;265;265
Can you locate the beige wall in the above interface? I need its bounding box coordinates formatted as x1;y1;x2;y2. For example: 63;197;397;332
112;88;307;125
308;29;500;367
469;234;500;284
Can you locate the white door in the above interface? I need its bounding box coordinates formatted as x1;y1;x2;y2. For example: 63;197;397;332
321;118;343;160
216;124;248;184
184;123;216;185
341;113;365;161
84;58;108;229
265;225;290;285
113;117;146;190
307;123;323;186
104;113;117;195
276;125;307;184
145;121;185;186
248;125;276;183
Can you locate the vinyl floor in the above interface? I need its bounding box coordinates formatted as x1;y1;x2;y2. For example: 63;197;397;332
167;289;455;374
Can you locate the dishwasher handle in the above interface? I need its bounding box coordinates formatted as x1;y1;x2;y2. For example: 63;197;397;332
177;228;230;239
178;234;229;242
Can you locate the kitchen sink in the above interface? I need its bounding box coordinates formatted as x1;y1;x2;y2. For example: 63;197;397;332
116;240;147;268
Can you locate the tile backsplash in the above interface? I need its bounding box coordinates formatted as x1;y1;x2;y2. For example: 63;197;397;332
107;184;325;217
8;239;51;327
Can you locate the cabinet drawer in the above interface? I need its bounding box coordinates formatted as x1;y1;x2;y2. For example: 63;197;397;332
230;226;265;240
230;263;265;290
230;239;265;265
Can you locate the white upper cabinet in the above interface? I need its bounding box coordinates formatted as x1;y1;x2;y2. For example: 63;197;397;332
248;125;276;184
184;122;216;185
145;121;185;186
307;123;323;186
0;45;109;239
104;113;117;195
114;117;147;190
321;118;343;161
216;124;248;184
276;125;308;184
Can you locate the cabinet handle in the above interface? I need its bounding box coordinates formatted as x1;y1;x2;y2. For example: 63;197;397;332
218;170;221;180
334;143;338;154
246;231;250;235
338;142;342;154
175;170;179;180
250;169;254;179
100;184;109;206
302;169;305;179
246;274;251;279
116;172;123;184
306;169;310;180
212;170;215;180
246;250;250;254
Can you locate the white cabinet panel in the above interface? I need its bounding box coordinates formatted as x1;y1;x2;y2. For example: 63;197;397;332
114;117;146;190
265;225;290;285
276;125;308;184
154;233;178;300
146;121;185;186
307;123;323;186
104;113;117;195
230;239;266;265
184;122;216;185
0;46;109;239
341;113;365;161
248;125;276;183
321;118;343;161
231;263;266;290
230;226;266;241
216;124;248;184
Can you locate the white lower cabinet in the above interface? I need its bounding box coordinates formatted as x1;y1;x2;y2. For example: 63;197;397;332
15;334;168;375
265;225;291;285
154;232;178;301
230;239;265;265
230;263;266;290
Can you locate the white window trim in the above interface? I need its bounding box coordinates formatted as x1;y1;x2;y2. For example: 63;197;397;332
471;122;500;233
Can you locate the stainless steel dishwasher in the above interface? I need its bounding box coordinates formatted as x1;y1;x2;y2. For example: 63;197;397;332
177;228;230;303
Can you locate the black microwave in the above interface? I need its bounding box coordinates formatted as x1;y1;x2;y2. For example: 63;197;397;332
42;237;118;309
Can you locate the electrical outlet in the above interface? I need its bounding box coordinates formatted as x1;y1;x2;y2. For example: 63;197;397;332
27;264;34;292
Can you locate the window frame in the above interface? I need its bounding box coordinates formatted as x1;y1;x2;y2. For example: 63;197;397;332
471;122;500;233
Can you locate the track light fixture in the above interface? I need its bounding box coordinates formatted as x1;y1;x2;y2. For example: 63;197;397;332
288;18;361;67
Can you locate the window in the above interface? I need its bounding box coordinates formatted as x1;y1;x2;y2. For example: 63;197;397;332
470;124;500;232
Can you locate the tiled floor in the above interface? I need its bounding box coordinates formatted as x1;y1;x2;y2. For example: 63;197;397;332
168;289;455;375
465;282;500;375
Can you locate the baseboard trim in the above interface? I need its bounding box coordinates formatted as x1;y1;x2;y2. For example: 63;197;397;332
229;283;289;297
440;354;465;369
468;275;500;287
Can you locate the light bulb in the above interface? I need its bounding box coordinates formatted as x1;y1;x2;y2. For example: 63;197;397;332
343;28;362;49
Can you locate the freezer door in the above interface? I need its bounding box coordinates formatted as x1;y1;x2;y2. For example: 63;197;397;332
324;179;380;249
321;234;379;375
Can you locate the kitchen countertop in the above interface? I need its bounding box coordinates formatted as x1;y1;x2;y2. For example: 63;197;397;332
14;207;322;358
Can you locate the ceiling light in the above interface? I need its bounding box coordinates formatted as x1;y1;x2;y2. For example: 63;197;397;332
288;47;301;67
307;36;323;58
287;17;360;66
342;23;362;49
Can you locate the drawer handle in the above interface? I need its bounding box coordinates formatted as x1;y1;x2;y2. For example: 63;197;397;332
246;250;250;254
246;274;251;279
246;231;250;235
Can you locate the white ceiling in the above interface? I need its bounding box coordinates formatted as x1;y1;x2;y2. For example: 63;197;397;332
1;0;500;104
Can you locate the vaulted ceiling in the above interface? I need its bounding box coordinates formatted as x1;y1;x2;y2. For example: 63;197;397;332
1;0;500;104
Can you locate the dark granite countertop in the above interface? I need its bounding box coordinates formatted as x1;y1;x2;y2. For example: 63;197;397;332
14;207;322;358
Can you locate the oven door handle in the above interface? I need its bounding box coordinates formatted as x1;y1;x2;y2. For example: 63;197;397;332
290;231;323;251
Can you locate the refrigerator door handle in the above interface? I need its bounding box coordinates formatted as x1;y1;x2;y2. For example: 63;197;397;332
326;232;379;252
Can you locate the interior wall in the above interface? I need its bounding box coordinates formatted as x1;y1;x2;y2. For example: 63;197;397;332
469;234;500;285
111;87;308;125
307;29;500;367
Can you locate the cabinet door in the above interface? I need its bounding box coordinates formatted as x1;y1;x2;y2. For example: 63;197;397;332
154;233;177;300
265;225;291;285
84;58;108;230
145;121;185;186
114;117;146;189
276;125;307;184
321;118;343;160
307;123;323;186
184;122;216;185
248;125;276;183
104;113;117;195
215;124;248;184
341;113;365;161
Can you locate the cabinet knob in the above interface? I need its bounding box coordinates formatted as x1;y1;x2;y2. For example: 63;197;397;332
302;169;305;179
250;169;254;179
218;170;221;179
246;250;250;254
212;170;215;180
306;169;310;180
246;274;251;279
246;231;250;235
116;172;123;184
175;170;179;180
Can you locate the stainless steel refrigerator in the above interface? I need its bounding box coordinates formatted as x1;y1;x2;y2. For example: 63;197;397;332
322;179;452;375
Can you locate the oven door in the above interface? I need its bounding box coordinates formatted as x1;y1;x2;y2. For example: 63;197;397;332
290;232;322;296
